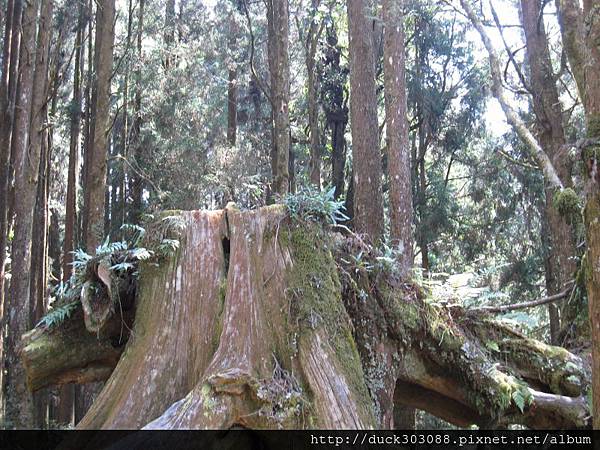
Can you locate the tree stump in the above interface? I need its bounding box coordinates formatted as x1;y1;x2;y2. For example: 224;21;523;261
20;205;592;429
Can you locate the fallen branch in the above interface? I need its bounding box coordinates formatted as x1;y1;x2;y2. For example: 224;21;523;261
471;286;572;314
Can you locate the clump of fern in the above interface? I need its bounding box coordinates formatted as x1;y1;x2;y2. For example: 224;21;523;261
38;219;185;329
284;187;348;226
36;301;80;329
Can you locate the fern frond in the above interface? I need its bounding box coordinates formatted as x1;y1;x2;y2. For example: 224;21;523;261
36;301;80;329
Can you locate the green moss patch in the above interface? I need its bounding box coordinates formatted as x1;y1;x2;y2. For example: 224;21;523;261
283;222;375;425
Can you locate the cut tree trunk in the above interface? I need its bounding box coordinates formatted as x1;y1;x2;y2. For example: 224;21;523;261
20;206;591;429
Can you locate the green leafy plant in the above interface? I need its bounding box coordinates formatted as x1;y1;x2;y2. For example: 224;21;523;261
284;187;348;225
36;301;80;329
38;219;184;329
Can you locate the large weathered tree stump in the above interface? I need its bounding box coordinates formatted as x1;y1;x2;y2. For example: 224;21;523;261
20;205;591;429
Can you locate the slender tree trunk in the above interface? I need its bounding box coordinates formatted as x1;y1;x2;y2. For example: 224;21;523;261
130;0;144;222
266;0;290;195
306;0;322;187
227;11;237;147
29;2;54;426
84;0;115;251
555;0;600;429
383;0;412;275
347;0;384;242
321;25;348;200
521;0;578;346
0;0;17;416
5;0;25;248
227;69;237;147
5;0;40;428
383;0;414;428
118;0;134;234
417;137;429;271
413;20;429;272
80;0;93;247
164;0;175;69
64;1;84;284
77;0;116;422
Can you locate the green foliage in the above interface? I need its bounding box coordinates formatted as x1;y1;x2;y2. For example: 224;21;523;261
157;215;186;237
511;386;533;413
39;219;183;329
121;223;146;247
157;238;180;257
36;301;79;329
341;250;374;275
284;187;348;225
95;238;129;258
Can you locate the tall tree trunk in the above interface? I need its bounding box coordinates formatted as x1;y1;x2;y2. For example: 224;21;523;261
555;0;600;429
5;0;40;428
30;128;49;429
413;19;430;272
80;0;93;247
130;0;144;223
77;0;116;422
266;0;290;195
0;0;18;415
321;24;348;200
118;0;134;234
64;0;84;284
28;0;53;327
306;0;322;187
521;0;578;346
383;0;412;275
84;0;115;251
163;0;175;69
29;1;54;425
227;11;237;147
347;0;384;242
383;0;414;428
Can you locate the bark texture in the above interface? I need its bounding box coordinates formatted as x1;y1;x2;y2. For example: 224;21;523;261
4;0;40;428
267;0;291;195
382;0;414;427
556;0;600;428
306;0;322;187
84;0;116;251
20;206;591;430
520;0;579;345
0;0;19;330
130;0;144;222
383;0;413;275
321;24;348;200
347;0;384;242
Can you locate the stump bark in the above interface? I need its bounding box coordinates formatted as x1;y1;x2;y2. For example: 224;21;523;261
20;205;592;429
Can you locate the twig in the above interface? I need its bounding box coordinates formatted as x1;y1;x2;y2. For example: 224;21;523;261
489;1;531;94
496;147;540;171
